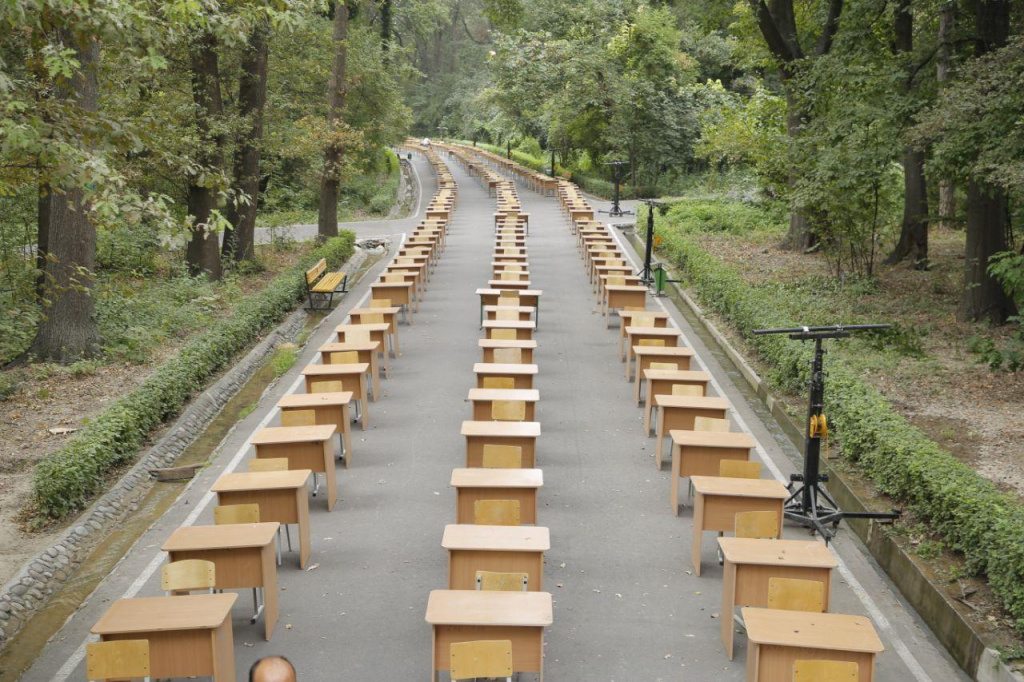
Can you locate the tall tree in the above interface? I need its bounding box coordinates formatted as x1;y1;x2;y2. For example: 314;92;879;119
747;0;844;250
28;30;102;362
223;20;270;263
959;0;1013;322
185;31;226;280
380;0;393;61
885;0;929;268
935;2;956;230
318;0;352;240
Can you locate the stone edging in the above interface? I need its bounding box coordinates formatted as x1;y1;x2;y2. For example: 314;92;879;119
0;247;367;648
654;255;1021;682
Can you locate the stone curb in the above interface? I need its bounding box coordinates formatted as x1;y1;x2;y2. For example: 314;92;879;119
0;247;368;648
647;242;1022;682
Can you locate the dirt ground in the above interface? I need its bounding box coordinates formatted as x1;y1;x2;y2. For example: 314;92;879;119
0;247;310;590
697;227;1024;499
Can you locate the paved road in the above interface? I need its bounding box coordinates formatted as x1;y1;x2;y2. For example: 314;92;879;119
21;152;966;681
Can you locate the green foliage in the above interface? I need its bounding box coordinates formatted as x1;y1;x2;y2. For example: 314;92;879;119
657;202;1024;633
31;232;355;520
271;343;299;377
0;370;23;401
965;251;1024;373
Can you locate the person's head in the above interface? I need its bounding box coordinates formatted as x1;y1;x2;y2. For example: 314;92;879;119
249;656;297;682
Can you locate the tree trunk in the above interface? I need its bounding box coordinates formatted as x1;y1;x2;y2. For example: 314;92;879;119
186;32;224;280
224;21;269;263
937;2;956;230
885;0;929;267
28;33;101;363
35;188;50;302
318;1;351;240
380;0;393;62
782;85;814;250
958;0;1012;322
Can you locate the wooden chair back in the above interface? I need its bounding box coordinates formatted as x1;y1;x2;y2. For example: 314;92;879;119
475;571;528;592
370;298;391;308
694;416;730;432
496;309;519;321
632;313;656;327
607;275;626;286
328;351;360;365
767;577;826;613
362;312;385;323
498;293;520;306
86;639;150;681
482;377;515;389
213;503;260;525
490;329;518;341
649;361;679;370
449;640;513;681
249;457;289;472
482;445;522;468
792;660;858;681
719;460;761;479
382;273;405;283
734;510;779;539
474;500;521;526
671;384;703;397
281;409;317;427
638;338;665;347
161;559;215;594
344;328;371;343
310;379;344;393
492;400;526;422
493;348;522;364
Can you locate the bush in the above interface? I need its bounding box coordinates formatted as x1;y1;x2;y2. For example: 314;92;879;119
31;232;356;519
657;204;1024;633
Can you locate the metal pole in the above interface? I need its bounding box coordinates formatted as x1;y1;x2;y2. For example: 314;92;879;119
550;149;556;177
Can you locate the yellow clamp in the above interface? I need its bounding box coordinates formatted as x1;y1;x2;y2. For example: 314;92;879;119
809;414;829;439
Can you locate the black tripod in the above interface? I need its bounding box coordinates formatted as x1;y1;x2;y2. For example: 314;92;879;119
599;161;634;218
752;324;901;541
636;200;664;285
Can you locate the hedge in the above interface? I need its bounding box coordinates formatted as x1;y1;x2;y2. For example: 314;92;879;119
656;206;1024;633
32;233;356;519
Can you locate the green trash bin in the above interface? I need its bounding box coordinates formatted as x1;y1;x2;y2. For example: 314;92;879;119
653;265;669;295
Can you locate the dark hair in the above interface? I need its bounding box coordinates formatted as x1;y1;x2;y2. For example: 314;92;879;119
249;656;296;682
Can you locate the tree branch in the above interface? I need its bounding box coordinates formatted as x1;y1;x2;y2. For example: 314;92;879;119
816;0;844;55
748;0;800;62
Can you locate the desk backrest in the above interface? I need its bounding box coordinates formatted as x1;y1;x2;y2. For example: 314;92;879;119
86;639;150;681
632;313;656;327
161;559;216;594
650;361;680;371
735;510;779;539
329;351;360;365
694;416;730;432
492;400;526;422
370;298;392;308
489;329;518;341
450;640;513;680
493;348;521;364
214;503;260;525
719;460;761;479
672;384;703;397
482;445;522;468
342;328;371;343
311;379;344;393
482;377;515;389
767;577;826;613
474;500;521;526
638;338;665;347
281;409;317;427
249;457;289;472
792;660;858;681
495;309;519;322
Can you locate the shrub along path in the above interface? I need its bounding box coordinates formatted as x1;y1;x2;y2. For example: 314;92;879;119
22;152;966;680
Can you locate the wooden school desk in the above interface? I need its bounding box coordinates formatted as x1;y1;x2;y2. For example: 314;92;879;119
349;306;401;356
163;522;279;640
91;593;236;681
276;392;353;464
487;278;533;291
689;476;788;576
618;310;670;356
597;274;644;304
631;346;695;382
301;363;369;430
641;369;711;416
477;289;543;329
425;590;553;682
669;429;756;514
335;322;392;372
384;266;425;303
462;420;541;468
483;319;535;341
443;524;550;591
319;341;382;400
484;304;535;323
480;339;537;364
653;395;731;467
719;538;837;660
251;425;338;510
624;326;682;376
473;363;538;390
604;284;647;323
369;280;415;322
213;470;313;568
451;468;543;524
468;388;539;421
742;607;883;682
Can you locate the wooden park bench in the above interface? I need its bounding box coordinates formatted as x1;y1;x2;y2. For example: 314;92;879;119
305;258;348;311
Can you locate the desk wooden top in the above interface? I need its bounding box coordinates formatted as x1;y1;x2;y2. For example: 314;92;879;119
442;524;550;551
277;392;352;408
461;421;542;437
487;280;533;289
251;425;336;445
473;363;539;376
319;342;380;353
476;288;544;297
468;388;540;402
92;594;237;634
654;395;731;410
483;304;536;313
213;470;312;493
450;468;544;489
371;280;413;289
626;326;682;337
606;284;648;292
425;590;553;627
643;369;711;383
349;306;401;316
335;323;390;334
741;608;883;653
482;320;535;330
633;346;695;358
301;363;370;377
478;339;538;349
718;537;838;569
163;522;279;552
621;310;670;321
690;476;789;499
669;429;756;450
